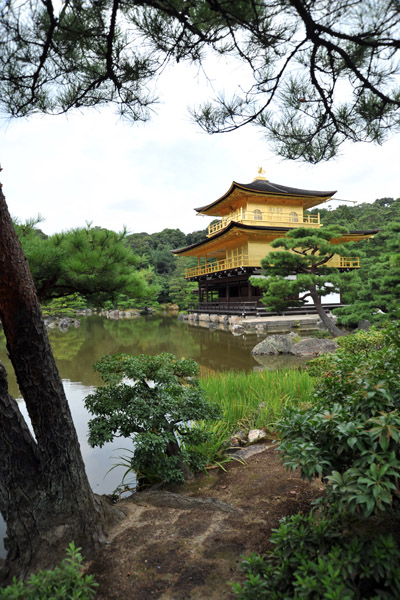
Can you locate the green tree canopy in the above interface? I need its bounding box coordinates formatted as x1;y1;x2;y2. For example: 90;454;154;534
1;1;400;162
251;226;359;336
335;222;400;326
15;220;155;306
127;227;207;305
306;196;400;325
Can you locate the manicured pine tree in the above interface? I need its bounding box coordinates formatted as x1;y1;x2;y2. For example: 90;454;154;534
251;226;359;337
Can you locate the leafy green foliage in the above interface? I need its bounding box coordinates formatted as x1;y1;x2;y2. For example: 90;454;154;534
0;542;97;599
307;196;400;326
85;352;221;484
334;221;400;326
15;221;158;307
232;512;400;599
251;226;356;336
127;228;206;306
231;323;400;599
168;258;198;310
41;293;87;318
279;323;400;517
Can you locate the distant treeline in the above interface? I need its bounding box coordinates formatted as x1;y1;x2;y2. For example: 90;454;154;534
125;227;208;307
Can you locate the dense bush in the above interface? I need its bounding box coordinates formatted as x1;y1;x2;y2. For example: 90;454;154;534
232;512;400;599
85;352;221;485
0;543;97;599
232;323;400;598
279;323;400;517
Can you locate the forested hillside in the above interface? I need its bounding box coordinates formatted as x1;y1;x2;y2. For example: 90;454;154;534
126;227;207;308
309;197;400;229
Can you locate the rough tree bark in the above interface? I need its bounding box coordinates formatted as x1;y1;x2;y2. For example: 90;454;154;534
309;284;345;337
0;183;115;584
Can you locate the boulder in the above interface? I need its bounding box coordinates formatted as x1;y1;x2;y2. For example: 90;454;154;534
230;430;248;447
251;332;299;355
231;324;244;335
290;338;338;357
247;429;268;444
355;319;371;331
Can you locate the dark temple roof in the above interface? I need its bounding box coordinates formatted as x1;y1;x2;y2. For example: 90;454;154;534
195;179;337;213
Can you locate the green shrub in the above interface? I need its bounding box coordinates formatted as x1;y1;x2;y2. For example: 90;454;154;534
279;321;400;517
42;293;87;317
85;352;221;485
232;512;400;599
335;327;386;353
0;542;97;599
231;322;400;599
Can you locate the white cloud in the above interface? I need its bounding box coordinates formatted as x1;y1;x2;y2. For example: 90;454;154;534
0;59;399;237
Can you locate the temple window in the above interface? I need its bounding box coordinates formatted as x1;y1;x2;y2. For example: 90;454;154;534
290;211;299;222
253;209;262;220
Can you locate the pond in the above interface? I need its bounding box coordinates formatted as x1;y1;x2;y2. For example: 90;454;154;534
0;314;304;559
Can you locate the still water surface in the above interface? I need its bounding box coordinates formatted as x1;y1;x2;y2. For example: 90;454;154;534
0;314;302;558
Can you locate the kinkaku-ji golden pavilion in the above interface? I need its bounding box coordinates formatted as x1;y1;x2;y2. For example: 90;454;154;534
172;169;378;315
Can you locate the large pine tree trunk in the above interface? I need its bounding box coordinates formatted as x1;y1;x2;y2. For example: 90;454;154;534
0;184;114;583
309;285;345;337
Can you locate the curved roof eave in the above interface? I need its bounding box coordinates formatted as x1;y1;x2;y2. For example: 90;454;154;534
195;180;337;213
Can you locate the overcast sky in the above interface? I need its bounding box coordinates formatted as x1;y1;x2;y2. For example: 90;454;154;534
1;60;399;238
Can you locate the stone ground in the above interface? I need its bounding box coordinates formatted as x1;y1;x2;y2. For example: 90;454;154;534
87;441;323;599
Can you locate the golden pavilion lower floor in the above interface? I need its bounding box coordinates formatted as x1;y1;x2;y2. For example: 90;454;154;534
188;269;344;316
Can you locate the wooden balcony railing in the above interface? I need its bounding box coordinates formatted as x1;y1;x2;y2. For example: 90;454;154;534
207;210;320;237
185;254;360;278
326;256;360;268
185;254;252;278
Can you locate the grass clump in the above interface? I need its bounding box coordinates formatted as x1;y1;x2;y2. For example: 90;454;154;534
188;368;314;470
200;368;314;431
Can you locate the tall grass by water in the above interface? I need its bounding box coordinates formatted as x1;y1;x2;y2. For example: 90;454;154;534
189;369;314;469
201;368;314;431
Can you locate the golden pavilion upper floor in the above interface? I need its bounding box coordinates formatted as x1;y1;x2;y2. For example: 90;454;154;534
196;174;331;238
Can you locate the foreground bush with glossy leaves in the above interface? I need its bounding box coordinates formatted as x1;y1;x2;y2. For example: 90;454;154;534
232;322;400;599
232;511;400;600
279;322;400;517
85;352;221;485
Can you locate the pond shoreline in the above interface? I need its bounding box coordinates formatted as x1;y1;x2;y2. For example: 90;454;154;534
179;311;328;335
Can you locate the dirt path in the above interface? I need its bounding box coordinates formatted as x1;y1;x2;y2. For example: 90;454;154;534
88;442;323;599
